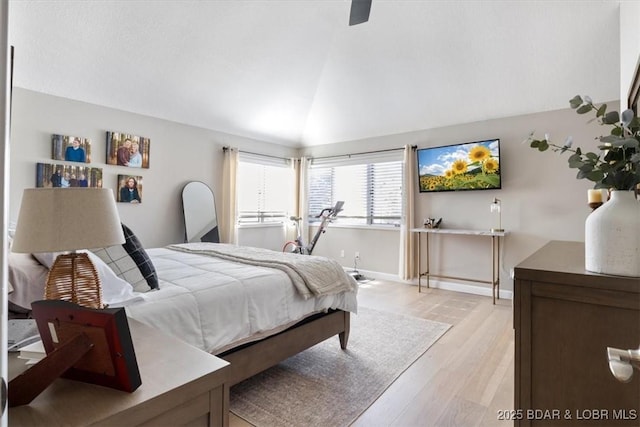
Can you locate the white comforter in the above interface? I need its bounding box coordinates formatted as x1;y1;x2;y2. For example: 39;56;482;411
167;243;357;299
125;246;358;354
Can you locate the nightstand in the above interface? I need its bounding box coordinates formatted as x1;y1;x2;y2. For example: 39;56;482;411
9;318;229;426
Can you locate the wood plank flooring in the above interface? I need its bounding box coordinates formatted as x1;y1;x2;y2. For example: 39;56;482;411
230;280;514;427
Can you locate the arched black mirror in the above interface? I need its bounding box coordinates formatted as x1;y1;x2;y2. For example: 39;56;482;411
181;181;219;243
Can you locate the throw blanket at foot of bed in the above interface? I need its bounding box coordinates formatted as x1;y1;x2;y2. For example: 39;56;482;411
168;243;358;299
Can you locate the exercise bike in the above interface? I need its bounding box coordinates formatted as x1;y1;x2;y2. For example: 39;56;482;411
282;201;344;255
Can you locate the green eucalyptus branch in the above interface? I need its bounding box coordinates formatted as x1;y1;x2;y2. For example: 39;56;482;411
525;95;640;191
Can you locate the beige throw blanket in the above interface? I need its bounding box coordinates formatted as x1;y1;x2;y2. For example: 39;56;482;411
167;243;358;299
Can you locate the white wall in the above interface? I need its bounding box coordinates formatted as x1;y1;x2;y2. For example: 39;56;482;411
9;87;619;295
237;224;286;252
304;102;612;293
620;1;640;109
9;88;297;248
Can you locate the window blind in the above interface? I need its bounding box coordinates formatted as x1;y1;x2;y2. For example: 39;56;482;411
309;150;403;226
237;152;293;224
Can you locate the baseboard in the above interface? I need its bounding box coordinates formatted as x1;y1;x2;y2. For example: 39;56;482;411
345;267;513;300
419;279;513;300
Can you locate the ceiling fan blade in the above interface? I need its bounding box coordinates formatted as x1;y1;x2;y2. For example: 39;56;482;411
349;0;372;26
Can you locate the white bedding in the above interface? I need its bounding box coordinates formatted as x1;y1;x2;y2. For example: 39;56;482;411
125;246;358;354
168;242;356;299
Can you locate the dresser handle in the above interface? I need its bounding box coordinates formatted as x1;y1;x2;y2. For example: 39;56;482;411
607;347;640;383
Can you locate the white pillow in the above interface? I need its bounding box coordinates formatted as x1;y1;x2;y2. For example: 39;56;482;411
8;252;49;310
32;251;145;308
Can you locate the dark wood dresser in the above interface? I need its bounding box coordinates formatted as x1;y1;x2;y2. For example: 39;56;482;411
514;241;640;426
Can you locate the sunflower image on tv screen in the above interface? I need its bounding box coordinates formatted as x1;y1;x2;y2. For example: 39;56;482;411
417;139;501;193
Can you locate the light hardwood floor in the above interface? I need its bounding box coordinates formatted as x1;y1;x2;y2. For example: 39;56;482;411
230;280;514;427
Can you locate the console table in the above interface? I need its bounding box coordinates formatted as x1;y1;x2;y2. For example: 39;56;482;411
8;318;230;426
411;228;506;304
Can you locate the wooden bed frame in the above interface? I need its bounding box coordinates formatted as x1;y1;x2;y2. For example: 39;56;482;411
217;309;350;387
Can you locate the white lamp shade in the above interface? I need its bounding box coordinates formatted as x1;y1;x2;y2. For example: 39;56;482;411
12;188;125;253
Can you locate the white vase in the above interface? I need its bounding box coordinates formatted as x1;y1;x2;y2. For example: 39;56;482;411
585;190;640;277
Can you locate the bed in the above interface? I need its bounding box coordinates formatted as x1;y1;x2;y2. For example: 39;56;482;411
126;242;358;385
8;235;359;387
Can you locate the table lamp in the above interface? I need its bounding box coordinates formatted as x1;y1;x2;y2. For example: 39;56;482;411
490;198;504;232
11;188;125;309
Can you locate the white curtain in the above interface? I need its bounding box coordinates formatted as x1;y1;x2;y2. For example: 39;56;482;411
220;147;238;244
297;157;310;243
286;157;310;243
285;158;300;243
399;145;417;280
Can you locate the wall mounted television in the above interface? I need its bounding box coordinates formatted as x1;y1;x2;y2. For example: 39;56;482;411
417;138;501;193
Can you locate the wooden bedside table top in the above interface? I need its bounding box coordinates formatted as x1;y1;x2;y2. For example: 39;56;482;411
8;318;229;426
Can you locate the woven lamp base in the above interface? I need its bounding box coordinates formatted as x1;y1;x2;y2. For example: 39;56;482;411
44;252;103;309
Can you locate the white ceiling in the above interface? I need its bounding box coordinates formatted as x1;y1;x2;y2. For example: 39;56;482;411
8;0;621;148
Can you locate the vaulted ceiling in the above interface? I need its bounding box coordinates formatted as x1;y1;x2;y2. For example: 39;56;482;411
8;1;621;147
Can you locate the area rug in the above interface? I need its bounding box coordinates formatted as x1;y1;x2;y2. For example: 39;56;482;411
230;307;451;427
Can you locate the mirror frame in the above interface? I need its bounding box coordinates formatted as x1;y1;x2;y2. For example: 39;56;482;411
181;181;219;243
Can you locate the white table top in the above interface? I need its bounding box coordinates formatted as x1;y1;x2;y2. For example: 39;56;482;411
410;227;507;237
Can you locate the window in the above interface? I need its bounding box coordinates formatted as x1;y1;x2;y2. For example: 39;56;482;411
237;153;293;224
308;151;403;226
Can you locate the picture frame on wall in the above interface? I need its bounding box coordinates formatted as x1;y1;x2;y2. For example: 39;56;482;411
117;174;143;204
106;131;150;169
36;162;103;188
52;134;91;163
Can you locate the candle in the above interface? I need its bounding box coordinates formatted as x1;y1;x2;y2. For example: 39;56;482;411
588;189;602;204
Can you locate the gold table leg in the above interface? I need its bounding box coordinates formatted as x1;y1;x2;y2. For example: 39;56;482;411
491;235;501;304
416;231;502;305
417;232;430;293
417;232;421;293
425;232;430;289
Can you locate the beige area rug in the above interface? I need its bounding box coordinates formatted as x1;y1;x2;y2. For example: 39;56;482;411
230;306;451;427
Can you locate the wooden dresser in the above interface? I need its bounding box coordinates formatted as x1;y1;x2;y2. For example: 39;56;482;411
514;241;640;426
8;318;230;426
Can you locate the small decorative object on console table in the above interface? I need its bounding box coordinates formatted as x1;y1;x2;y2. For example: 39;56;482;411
423;217;442;229
489;198;503;232
526;95;640;277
